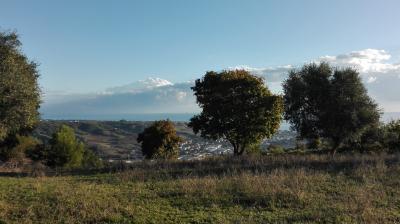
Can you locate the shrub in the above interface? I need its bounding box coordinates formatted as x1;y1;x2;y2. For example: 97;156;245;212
79;122;105;135
245;141;262;155
26;142;47;162
0;135;40;162
351;125;385;153
307;138;322;149
268;144;285;154
46;125;85;168
82;147;103;168
295;140;307;151
383;120;400;152
137;120;183;160
28;161;47;177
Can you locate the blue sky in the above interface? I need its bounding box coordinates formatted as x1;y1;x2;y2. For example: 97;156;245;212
1;0;400;92
1;0;400;116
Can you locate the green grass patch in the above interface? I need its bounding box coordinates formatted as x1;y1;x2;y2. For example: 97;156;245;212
0;154;400;223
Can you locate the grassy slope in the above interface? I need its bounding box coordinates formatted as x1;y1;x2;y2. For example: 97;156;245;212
0;154;400;223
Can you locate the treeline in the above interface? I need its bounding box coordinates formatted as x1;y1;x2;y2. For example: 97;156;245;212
1;30;400;168
138;67;399;160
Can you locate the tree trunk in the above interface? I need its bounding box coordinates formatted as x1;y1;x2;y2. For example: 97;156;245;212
331;140;341;157
231;141;245;156
331;147;337;157
232;142;239;156
238;147;245;155
234;147;239;156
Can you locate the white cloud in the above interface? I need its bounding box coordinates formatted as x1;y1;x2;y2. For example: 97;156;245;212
229;49;400;112
234;49;400;84
102;77;173;95
175;91;187;101
229;65;293;83
366;76;377;83
41;49;400;117
316;49;400;112
319;49;400;74
41;79;197;116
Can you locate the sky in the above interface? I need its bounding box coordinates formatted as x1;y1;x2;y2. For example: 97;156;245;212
1;0;400;117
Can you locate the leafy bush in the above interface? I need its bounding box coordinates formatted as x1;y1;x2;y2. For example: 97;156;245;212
26;143;47;162
245;141;262;155
137;120;183;160
82;147;103;168
46;125;85;168
350;125;385;153
307;138;322;149
79;122;105;135
27;127;103;169
0;135;40;162
382;120;400;152
295;140;307;151
268;144;285;154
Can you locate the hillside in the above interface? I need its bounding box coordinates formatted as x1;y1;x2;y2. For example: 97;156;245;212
33;120;297;160
0;154;399;223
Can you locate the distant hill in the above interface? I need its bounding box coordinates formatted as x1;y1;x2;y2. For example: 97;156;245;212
34;120;297;160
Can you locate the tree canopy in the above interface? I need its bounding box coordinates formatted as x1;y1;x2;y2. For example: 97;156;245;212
189;70;283;155
0;31;41;142
283;63;380;154
137;120;183;159
46;125;85;168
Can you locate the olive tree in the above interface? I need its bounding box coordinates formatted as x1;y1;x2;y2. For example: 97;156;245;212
189;70;283;155
283;63;380;155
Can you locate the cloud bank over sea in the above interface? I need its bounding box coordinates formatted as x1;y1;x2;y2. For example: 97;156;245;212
41;49;400;119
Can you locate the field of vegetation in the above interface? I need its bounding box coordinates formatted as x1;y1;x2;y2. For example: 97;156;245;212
2;29;400;224
0;153;399;223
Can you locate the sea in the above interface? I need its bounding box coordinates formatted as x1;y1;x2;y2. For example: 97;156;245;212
42;112;400;130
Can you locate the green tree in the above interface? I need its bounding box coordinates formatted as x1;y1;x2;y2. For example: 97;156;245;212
0;31;41;145
137;120;183;159
46;125;84;168
189;70;283;155
283;63;380;155
382;120;400;152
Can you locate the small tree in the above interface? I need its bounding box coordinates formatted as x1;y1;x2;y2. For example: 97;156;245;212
46;125;84;168
189;70;283;155
283;63;380;155
137;120;183;159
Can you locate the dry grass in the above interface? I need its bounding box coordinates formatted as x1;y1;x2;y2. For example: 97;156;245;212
0;153;399;223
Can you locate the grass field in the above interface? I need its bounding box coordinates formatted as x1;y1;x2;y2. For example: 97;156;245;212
0;154;399;223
